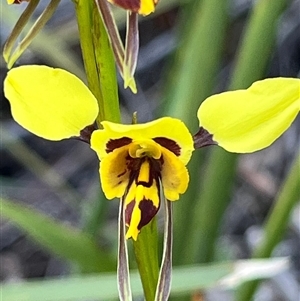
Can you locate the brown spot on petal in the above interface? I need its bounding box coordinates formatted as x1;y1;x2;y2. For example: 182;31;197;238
153;137;181;156
110;0;140;12
138;199;159;230
125;200;135;226
106;137;132;153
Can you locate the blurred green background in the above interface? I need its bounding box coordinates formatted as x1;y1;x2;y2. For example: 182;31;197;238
1;0;300;300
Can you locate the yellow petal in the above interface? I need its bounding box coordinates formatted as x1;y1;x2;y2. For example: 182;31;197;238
198;78;300;153
4;65;99;140
160;148;189;201
91;117;194;164
100;145;130;199
139;0;158;15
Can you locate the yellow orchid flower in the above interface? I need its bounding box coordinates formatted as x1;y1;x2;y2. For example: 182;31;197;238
4;65;194;240
4;65;300;240
91;118;194;240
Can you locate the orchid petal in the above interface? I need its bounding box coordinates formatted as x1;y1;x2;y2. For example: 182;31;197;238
4;65;99;140
198;78;300;153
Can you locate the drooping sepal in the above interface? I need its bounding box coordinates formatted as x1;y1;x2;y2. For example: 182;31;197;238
117;198;133;301
123;11;139;93
154;196;173;301
94;0;137;93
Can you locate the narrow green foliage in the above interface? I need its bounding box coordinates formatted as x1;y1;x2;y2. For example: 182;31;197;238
2;262;234;301
1;198;115;273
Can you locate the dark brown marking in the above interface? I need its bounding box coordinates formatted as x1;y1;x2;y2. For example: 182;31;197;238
106;137;132;153
153;137;181;156
125;200;135;226
111;0;140;12
193;127;217;149
78;124;97;144
138;198;160;230
117;170;127;178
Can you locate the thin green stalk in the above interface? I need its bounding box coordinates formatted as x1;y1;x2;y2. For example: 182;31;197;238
162;0;229;265
74;0;103;125
185;0;289;265
92;3;121;123
132;219;159;301
236;152;300;300
74;0;121;125
75;2;159;300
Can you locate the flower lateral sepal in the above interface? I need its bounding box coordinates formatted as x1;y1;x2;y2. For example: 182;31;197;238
197;77;300;153
4;65;99;141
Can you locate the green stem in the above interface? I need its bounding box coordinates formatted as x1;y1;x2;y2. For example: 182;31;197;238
75;2;159;300
133;219;159;301
92;4;121;123
74;0;120;125
74;0;103;125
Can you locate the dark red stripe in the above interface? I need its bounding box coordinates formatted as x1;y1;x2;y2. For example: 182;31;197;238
111;0;140;12
106;137;132;153
153;137;181;156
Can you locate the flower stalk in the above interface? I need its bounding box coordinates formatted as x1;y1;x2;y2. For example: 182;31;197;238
74;0;120;124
